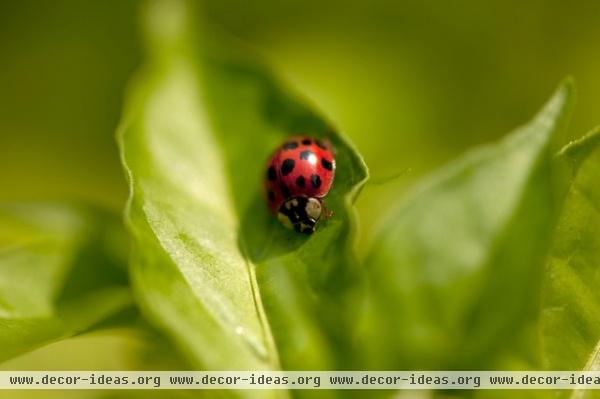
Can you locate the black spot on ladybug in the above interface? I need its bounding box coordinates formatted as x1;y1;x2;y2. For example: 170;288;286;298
296;176;305;188
315;139;327;150
311;174;322;189
280;183;291;198
267;166;277;181
283;141;298;150
321;158;333;170
268;191;275;201
299;150;315;161
302;138;312;145
281;159;295;176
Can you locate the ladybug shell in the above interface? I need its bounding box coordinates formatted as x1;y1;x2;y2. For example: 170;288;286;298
265;135;336;214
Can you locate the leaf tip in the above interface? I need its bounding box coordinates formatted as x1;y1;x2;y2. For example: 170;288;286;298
530;77;576;148
553;76;575;113
561;75;575;90
559;125;600;164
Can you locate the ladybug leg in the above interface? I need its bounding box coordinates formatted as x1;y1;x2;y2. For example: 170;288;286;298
322;202;334;219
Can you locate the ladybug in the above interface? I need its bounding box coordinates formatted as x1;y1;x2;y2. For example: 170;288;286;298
264;135;336;234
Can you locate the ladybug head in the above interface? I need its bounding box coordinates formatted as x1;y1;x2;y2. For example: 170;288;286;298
277;196;322;235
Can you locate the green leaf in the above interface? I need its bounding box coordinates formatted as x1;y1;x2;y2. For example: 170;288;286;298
118;0;367;384
0;203;132;363
541;128;600;378
363;81;573;369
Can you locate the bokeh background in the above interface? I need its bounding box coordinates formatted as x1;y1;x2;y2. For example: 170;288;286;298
1;0;599;389
2;0;600;249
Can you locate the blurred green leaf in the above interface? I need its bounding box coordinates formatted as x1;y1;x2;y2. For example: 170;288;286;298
0;325;197;399
118;0;366;389
363;81;573;369
541;128;600;379
0;203;132;363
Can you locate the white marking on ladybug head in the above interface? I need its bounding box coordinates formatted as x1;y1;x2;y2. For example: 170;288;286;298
305;197;322;221
277;211;293;229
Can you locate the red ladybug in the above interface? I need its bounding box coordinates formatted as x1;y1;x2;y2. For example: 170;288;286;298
264;135;336;234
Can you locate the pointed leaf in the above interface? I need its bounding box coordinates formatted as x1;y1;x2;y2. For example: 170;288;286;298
364;81;573;369
118;0;367;387
542;128;600;377
0;203;132;363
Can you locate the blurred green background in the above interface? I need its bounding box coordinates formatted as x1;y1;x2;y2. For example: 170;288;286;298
2;0;599;245
1;0;599;380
